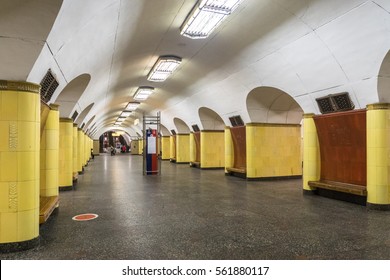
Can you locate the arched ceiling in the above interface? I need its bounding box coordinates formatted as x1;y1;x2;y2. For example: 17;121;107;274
173;117;190;134
2;0;390;138
198;107;225;130
246;87;303;124
0;0;63;80
54;73;91;118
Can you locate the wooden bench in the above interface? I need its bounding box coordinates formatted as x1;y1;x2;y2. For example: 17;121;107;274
39;196;59;224
308;180;367;196
226;167;247;174
190;161;200;168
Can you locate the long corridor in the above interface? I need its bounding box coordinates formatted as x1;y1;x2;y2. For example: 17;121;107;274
2;154;390;260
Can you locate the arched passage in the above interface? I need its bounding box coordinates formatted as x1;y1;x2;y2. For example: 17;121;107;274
246;86;303;124
172;117;190;163
194;107;225;168
160;124;171;136
84;115;96;131
378;50;390;102
226;86;303;179
75;103;94;127
173;117;190;134
54;73;91;118
198;107;225;130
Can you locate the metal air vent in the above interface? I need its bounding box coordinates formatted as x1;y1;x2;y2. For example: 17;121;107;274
71;111;78;121
229;115;244;127
316;92;355;114
192;124;200;132
40;69;59;103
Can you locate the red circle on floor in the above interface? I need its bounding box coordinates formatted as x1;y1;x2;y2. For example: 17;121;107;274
72;213;98;221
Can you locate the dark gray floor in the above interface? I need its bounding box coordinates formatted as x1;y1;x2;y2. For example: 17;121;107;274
2;154;390;260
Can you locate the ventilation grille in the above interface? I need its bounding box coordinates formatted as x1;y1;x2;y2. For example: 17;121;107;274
71;111;79;121
171;129;176;135
40;69;59;103
316;92;355;114
192;124;200;132
229;115;244;127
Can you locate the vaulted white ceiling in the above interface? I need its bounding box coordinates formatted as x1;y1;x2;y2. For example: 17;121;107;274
1;0;390;138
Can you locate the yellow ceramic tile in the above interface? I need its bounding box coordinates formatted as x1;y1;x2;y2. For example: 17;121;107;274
1;91;18;121
373;185;390;204
17;210;37;241
17;92;37;122
375;166;389;186
0;182;9;212
18;152;36;182
45;130;59;150
1;152;17;181
18;181;36;211
0;212;18;243
0;121;9;152
18;121;38;152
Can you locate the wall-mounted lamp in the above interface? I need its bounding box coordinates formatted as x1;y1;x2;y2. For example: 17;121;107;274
180;0;243;39
147;56;182;82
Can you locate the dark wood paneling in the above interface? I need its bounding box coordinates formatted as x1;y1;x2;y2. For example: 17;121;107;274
230;126;246;169
194;131;200;162
313;110;366;186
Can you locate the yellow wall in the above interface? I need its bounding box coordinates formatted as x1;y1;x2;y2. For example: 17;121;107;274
40;105;59;197
302;114;320;191
176;134;190;163
224;127;234;173
138;139;143;155
131;140;142;155
170;136;176;160
93;140;99;155
0;81;40;245
77;129;84;172
201;131;225;168
59;118;73;189
367;104;390;207
246;123;302;179
161;136;170;160
72;124;78;180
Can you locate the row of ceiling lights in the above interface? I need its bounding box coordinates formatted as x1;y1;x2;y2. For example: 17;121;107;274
114;0;243;127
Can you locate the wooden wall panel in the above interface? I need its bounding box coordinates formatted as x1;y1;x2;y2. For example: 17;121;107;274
230;126;246;169
194;131;200;163
313;110;366;186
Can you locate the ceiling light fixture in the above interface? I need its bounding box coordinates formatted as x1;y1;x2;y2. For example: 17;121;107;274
133;86;155;101
147;56;182;82
180;0;243;39
126;102;140;111
120;111;132;117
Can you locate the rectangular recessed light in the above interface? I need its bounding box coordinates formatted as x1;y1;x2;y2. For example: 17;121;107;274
120;111;132;117
126;102;140;111
133;86;155;101
147;56;181;82
180;0;243;39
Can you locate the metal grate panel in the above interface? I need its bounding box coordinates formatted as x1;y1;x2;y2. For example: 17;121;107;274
229;115;244;127
40;69;59;103
192;124;200;132
316;92;355;114
332;92;355;111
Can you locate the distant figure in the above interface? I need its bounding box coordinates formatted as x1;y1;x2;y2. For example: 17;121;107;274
110;146;115;156
121;145;126;153
90;148;94;160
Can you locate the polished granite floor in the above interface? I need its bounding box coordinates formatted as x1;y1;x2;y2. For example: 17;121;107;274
2;154;390;260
